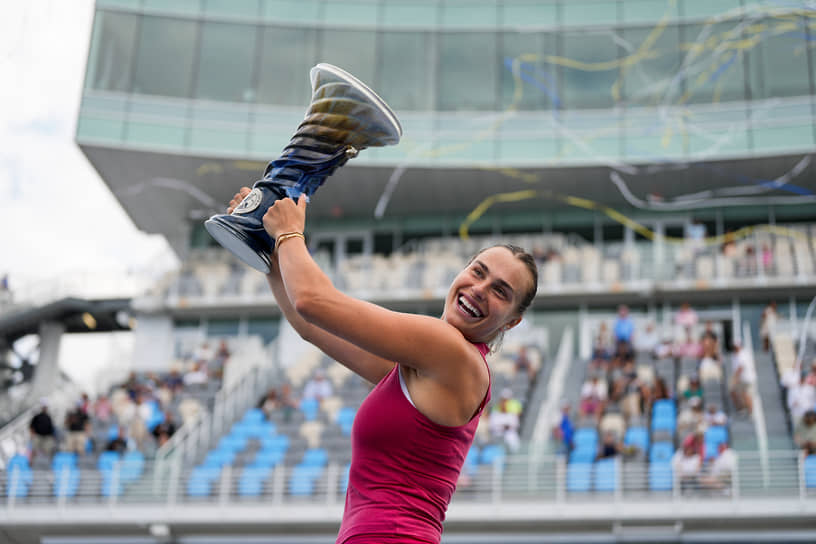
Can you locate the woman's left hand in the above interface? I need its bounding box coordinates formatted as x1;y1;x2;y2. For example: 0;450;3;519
262;194;307;240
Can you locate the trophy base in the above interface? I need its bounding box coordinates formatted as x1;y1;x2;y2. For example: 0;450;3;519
204;216;272;274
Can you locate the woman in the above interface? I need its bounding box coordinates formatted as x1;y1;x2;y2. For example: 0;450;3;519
227;188;538;544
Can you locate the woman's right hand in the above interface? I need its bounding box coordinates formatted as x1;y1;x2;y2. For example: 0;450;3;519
227;187;252;214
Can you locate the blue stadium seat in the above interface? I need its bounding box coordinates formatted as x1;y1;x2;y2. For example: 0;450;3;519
652;400;676;419
52;452;78;472
260;434;289;453
340;463;351;493
107;424;121;441
805;455;816;488
187;467;222;497
594;458;617;491
651;414;676;434
121;451;145;483
573;428;599;450
218;434;248;453
300;398;319;421
705;426;728;446
566;462;591;492
479;444;506;468
6;460;32;498
53;466;80;498
649;462;673;491
7;454;30;472
252;447;285;468
569;447;596;464
301;448;328;467
624;427;649;454
97;451;120;473
463;446;479;476
203;449;236;468
289;465;317;496
649;442;674;463
242;408;266;424
336;407;356;436
238;466;272;496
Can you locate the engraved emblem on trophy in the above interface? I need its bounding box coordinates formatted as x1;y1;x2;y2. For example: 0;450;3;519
205;63;403;273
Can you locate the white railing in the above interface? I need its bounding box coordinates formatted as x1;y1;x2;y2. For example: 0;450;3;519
2;450;812;513
742;322;770;488
531;327;573;449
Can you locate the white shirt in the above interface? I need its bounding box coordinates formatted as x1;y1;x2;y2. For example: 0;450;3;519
732;349;756;384
302;379;333;401
710;448;736;478
788;384;816;420
580;381;607;401
489;410;520;436
634;329;659;354
672;452;701;477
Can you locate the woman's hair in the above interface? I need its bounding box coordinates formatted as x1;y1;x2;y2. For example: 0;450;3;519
470;244;539;315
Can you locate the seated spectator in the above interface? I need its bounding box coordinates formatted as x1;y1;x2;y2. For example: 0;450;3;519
552;401;574;454
634;322;659;356
612;360;645;421
194;341;214;365
729;341;755;416
682;425;707;460
93;394;113;424
514;346;536;381
29;400;56;460
579;374;607;420
675;329;702;359
805;360;816;387
651;376;671;402
613;305;635;348
672;442;702;493
259;388;281;419
759;301;778;352
490;389;521;452
675;302;699;330
279;383;298;422
591;322;613;369
703;403;727;427
788;374;816;422
683;375;704;402
165;370;184;393
152;413;177;447
106;426;131;454
701;443;736;492
794;410;816;455
302;370;333;403
654;337;675;359
596;431;622;460
699;330;722;381
64;402;90;456
677;396;705;437
183;361;209;387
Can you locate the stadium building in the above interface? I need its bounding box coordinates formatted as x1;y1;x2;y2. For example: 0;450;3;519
2;0;816;542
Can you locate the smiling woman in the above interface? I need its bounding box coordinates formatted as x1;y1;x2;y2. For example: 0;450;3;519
226;188;537;544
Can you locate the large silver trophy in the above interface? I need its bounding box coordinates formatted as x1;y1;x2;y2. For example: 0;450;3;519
205;63;402;273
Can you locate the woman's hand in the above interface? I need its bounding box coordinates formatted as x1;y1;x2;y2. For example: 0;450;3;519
227;187;252;214
263;194;307;240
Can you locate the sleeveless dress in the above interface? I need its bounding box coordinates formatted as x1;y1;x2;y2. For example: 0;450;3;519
336;342;491;544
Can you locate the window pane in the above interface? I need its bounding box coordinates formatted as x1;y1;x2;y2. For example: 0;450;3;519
378;32;432;111
256;26;317;106
500;31;558;111
86;11;139;92
748;16;810;99
561;30;621;109
318;29;377;88
681;21;747;105
206;319;240;337
133;16;198;98
247;318;279;344
438;32;498;111
195;22;257;102
622;24;682;106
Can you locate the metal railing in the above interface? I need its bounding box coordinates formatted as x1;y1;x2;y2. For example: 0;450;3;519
2;450;812;513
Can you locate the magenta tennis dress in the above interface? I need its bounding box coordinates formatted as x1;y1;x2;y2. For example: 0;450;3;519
336;342;491;544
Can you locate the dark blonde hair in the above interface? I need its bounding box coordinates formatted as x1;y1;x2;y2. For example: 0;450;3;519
469;244;538;316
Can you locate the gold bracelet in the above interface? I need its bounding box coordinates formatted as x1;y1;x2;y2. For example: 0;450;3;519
275;232;305;253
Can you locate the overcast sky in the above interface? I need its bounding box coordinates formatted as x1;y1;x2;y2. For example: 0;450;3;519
0;0;176;298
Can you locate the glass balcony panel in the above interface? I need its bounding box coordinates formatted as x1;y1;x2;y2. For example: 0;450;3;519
621;0;679;25
204;0;259;18
681;0;741;20
319;29;378;91
752;123;815;153
195;22;258;103
190;103;252;154
381;1;439;28
249;110;304;157
680;21;747;105
261;0;321;23
440;1;497;29
438;32;498;111
501;3;558;29
562;1;618;27
323;1;380;25
256;26;317;107
621;24;683;107
76;116;126;143
378;32;434;111
561;30;622;109
500;31;559;112
133;16;198;98
142;0;202;16
97;0;141;7
125;121;187;149
688;130;749;156
85;11;139;92
747;16;811;99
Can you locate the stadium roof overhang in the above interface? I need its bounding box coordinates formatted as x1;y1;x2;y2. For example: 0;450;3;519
79;143;816;253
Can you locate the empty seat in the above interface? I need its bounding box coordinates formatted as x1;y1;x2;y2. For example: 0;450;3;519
567;462;592;492
336;407;356;436
624;427;649;456
300;398;320;421
594;458;618;492
649;462;673;491
649;442;674;463
805;455;816;489
53;467;80;498
238;466;272;496
187;467;221;497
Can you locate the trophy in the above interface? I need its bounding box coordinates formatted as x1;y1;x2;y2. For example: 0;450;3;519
205;63;402;273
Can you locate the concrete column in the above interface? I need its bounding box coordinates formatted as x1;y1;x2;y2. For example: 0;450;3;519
29;321;65;401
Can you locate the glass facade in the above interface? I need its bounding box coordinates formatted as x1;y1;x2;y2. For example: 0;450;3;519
80;1;816;164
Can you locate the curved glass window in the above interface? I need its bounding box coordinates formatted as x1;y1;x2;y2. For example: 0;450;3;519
438;32;498;111
748;16;811;100
257;26;317;107
319;29;378;89
500;31;559;111
86;11;139;92
378;32;433;111
132;16;198;98
195;22;258;102
621;24;682;106
562;30;621;109
680;21;747;105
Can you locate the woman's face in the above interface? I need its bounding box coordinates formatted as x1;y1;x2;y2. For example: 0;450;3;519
442;246;531;344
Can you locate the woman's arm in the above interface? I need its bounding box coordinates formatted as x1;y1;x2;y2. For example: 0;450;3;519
265;196;483;390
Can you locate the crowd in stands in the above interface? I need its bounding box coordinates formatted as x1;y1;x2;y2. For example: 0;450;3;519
553;303;747;495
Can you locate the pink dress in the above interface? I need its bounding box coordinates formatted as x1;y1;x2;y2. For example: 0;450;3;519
336;342;491;544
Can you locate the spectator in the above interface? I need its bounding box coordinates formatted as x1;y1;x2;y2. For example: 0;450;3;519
106;426;131;453
682;425;707;460
699;331;722;382
675;330;702;359
579;374;607;420
279;383;298;422
672;442;702;494
490;389;521;452
29;400;56;460
761;244;773;274
259;388;281;419
794;410;816;455
729;341;755;416
93;394;113;424
654;337;675;359
805;360;816;387
683;374;704;402
787;374;816;423
759;301;779;352
675;302;699;330
152;413;177;447
613;305;635;347
597;431;622;460
78;392;91;414
552;401;574;454
613;360;645;421
194;341;214;365
183;361;209;387
165;369;184;393
677;396;705;437
64;402;90;456
302;370;333;403
651;376;671;402
591;322;613;369
634;322;659;356
701;443;737;492
514;346;536;381
703;403;727;427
